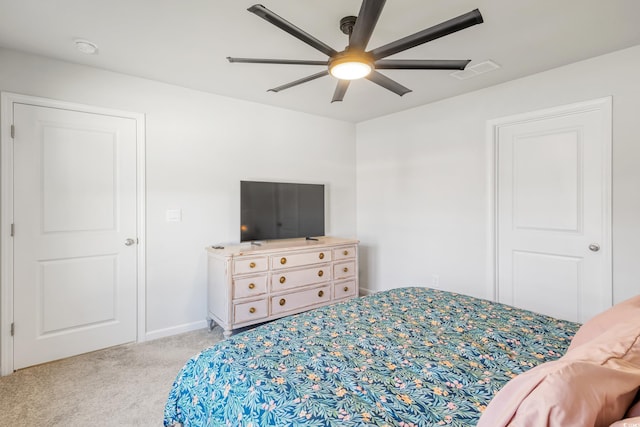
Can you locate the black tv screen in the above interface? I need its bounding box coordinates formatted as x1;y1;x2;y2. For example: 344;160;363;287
240;181;325;242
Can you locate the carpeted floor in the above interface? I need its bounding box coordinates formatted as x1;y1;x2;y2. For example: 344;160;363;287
0;327;223;426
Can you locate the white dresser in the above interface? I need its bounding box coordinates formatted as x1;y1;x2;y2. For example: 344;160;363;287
207;237;359;337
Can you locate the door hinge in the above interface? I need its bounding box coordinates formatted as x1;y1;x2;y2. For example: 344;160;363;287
10;323;14;337
10;124;15;139
10;223;14;237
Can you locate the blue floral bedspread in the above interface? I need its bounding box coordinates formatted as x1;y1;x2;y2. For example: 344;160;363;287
164;287;579;426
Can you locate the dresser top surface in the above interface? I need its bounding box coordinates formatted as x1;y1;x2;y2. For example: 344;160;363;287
206;237;358;257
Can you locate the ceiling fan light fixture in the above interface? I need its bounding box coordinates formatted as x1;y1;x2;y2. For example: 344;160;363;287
329;54;373;80
330;61;371;80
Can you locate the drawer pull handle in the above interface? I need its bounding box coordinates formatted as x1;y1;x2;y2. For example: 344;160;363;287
249;307;256;314
343;286;349;292
318;290;324;297
279;298;286;306
343;250;349;256
248;283;255;290
249;262;256;269
343;267;349;273
280;257;287;265
318;270;324;277
319;253;325;260
279;276;286;284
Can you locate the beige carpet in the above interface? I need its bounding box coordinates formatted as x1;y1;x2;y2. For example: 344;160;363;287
0;327;223;426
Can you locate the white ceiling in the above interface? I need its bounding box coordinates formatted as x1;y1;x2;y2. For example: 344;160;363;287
0;0;639;122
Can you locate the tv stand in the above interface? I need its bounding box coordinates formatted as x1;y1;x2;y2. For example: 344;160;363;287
305;236;319;241
206;237;359;338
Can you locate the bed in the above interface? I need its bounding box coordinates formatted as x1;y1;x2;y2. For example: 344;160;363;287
164;287;579;426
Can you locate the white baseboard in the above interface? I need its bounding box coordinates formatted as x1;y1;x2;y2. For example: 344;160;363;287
359;287;376;296
144;319;209;342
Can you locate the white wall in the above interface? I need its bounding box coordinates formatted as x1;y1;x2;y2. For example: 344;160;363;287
0;48;357;339
357;45;640;304
3;41;639;350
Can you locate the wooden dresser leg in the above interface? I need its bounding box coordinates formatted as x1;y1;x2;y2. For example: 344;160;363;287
223;329;232;339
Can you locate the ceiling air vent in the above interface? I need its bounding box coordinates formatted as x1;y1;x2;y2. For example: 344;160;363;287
450;60;500;80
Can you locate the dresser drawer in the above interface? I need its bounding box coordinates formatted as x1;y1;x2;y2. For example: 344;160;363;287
271;264;331;291
234;298;268;324
334;280;356;300
333;246;356;261
233;257;268;275
271;285;331;315
334;261;356;280
233;275;267;299
271;250;331;270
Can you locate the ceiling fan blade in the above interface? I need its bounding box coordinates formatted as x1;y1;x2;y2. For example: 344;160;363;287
331;80;351;103
227;57;328;66
349;0;386;51
248;4;338;58
267;70;329;93
375;59;471;70
370;9;483;60
366;71;412;97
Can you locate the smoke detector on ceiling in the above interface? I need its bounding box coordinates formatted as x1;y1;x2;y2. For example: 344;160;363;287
74;39;98;55
450;60;500;80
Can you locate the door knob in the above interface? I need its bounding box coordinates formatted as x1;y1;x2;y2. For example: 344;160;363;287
588;243;600;252
125;238;136;246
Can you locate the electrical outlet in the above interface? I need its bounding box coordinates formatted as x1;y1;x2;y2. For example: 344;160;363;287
431;274;440;288
166;209;182;222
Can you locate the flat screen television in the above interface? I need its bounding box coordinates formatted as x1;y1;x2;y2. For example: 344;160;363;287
240;181;325;242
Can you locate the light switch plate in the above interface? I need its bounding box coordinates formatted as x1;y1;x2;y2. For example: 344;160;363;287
166;209;182;222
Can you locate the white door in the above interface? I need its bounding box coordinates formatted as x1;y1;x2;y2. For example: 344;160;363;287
496;98;611;323
13;103;138;370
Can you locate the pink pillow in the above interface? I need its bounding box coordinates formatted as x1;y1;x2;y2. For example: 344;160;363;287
610;417;640;427
567;295;640;352
478;319;640;427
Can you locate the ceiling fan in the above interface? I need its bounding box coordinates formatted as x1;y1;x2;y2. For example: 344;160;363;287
227;0;483;102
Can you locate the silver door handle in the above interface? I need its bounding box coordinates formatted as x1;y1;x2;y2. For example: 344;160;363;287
588;243;600;252
125;238;136;246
